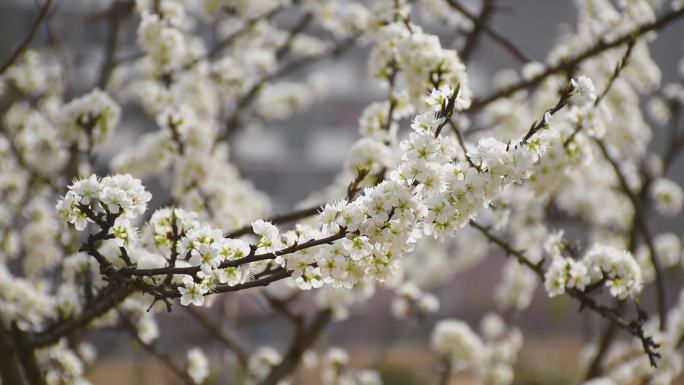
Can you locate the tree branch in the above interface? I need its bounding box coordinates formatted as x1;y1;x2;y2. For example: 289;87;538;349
0;0;53;76
470;221;661;366
594;138;666;330
468;7;684;113
184;307;250;367
259;309;332;385
445;0;531;63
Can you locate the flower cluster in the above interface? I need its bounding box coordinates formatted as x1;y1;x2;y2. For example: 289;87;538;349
431;319;484;369
318;347;382;385
5;0;684;383
281;87;557;291
187;347;210;384
545;243;643;300
56;174;152;231
431;314;523;385
59;89;121;151
650;177;684;217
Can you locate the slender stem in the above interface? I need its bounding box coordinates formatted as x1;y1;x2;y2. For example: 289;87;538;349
0;0;53;76
437;357;452;385
470;221;661;366
28;285;134;348
583;301;623;380
445;0;530;63
259;310;332;385
468;7;684;113
565;39;636;147
121;230;347;278
220;33;359;140
275;12;313;60
184;307;249;367
97;1;133;88
459;0;495;64
120;313;196;385
594;138;666;330
0;325;27;385
449;119;479;169
226;205;322;238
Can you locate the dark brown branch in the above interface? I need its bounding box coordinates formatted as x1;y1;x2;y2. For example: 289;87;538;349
449;119;479;169
445;0;531;63
207;6;285;61
97;1;133;88
594;138;666;330
459;0;494;64
226;205;322;238
565;38;636;147
220;33;359;140
470;221;661;366
521;83;574;144
468;7;684;113
259;309;332;385
120;313;195;385
437;357;452;385
583;301;623;380
0;325;27;385
184;307;249;367
0;0;53;76
275;12;313;60
210;268;292;295
28;284;133;348
470;221;544;275
594;39;635;108
121;230;347;278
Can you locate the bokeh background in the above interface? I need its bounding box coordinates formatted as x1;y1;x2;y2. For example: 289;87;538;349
2;0;684;384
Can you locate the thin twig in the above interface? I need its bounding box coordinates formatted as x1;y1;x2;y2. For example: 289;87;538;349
445;0;531;63
468;7;684;113
459;0;495;64
564;38;636;147
594;138;666;330
120;313;196;385
470;221;661;367
184;307;249;367
259;309;332;385
97;1;133;88
226;205;322;238
0;0;53;76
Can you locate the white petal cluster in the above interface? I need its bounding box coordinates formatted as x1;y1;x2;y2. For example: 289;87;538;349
370;22;473;111
284;89;555;290
0;264;54;331
318;347;383;385
654;232;683;268
571;75;598;108
390;281;439;319
187;347;210;384
495;259;538;311
650;177;684;217
431;319;484;369
137;2;193;76
477;314;523;385
2;50;63;96
56;175;152;230
247;346;282;383
59;89;121;151
431;314;522;384
544;243;642;300
177;225;252;306
41;340;92;385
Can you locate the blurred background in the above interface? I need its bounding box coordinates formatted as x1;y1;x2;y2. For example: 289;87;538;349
2;0;684;384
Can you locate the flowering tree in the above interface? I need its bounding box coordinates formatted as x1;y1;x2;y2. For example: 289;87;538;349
2;0;684;384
